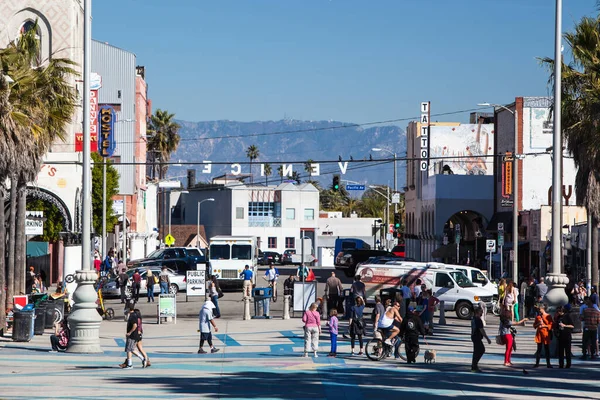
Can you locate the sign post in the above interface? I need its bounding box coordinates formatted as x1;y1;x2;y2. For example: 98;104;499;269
455;224;461;264
186;269;206;302
498;223;504;278
486;239;497;279
164;234;175;247
158;294;177;324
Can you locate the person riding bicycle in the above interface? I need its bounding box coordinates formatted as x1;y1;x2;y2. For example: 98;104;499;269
378;301;402;346
400;306;427;364
264;263;280;301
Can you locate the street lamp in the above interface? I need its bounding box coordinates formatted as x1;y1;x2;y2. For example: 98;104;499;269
197;198;215;248
371;148;397;214
478;102;519;283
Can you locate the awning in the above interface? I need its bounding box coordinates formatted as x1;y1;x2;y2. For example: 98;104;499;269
486;212;513;232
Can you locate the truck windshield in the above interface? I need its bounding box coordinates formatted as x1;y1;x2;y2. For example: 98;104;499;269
210;245;230;260
147;249;164;259
232;244;251;260
449;271;476;288
187;248;203;257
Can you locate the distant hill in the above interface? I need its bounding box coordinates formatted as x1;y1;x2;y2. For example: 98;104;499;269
168;119;406;190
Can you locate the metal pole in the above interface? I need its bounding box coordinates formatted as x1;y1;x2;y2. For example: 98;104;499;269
546;0;568;308
102;161;106;258
197;201;200;248
122;195;127;266
488;251;492;278
386;186;390;250
67;0;102;353
456;243;459;264
500;245;504;278
301;229;305;311
393;153;397;214
513;108;519;283
587;214;592;293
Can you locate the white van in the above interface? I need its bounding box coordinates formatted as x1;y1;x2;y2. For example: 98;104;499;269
438;264;498;295
356;261;494;319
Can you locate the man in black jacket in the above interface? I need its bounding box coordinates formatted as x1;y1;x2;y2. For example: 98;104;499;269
400;306;426;363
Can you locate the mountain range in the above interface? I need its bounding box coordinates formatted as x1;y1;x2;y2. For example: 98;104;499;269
168;119;407;191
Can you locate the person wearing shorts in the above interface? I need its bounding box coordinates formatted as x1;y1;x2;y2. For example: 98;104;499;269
120;306;141;369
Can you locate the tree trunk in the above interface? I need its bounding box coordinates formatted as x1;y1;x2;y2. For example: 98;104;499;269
0;188;6;335
15;183;27;295
593;215;599;289
6;176;16;304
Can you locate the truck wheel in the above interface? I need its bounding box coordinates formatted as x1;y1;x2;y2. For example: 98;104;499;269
455;301;473;320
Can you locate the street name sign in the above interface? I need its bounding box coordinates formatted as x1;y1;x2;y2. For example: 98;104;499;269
346;184;365;190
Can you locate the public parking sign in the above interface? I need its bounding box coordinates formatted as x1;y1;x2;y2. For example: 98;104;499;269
486;239;497;253
186;269;206;297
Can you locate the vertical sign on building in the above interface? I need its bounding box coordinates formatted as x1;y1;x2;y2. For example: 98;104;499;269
420;101;431;171
501;152;514;207
76;72;101;152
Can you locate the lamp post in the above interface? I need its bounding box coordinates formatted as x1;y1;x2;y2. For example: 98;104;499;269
68;0;103;353
545;0;569;308
372;148;397;214
478;102;519;283
197;198;215;248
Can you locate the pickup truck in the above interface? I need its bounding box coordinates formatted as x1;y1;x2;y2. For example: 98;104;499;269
128;247;207;274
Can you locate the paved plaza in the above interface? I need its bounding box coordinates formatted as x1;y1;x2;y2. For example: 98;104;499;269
1;287;599;400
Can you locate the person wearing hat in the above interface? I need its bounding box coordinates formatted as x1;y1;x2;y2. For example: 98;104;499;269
198;299;220;354
400;306;426;363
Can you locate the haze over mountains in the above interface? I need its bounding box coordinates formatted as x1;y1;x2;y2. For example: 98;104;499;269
169;119;407;190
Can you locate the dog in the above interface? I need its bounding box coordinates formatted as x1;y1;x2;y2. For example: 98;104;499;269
423;349;436;363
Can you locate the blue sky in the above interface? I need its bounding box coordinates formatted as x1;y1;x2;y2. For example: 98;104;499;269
93;0;598;124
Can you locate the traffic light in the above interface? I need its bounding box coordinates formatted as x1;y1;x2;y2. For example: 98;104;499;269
333;175;340;191
394;213;401;229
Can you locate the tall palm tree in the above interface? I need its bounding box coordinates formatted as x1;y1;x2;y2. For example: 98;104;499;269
304;159;315;178
147;109;181;179
277;165;284;183
0;21;77;318
541;15;600;287
291;171;301;184
263;163;272;186
246;145;259;184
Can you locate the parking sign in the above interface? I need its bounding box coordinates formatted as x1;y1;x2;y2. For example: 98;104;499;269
186;270;206;297
486;240;496;253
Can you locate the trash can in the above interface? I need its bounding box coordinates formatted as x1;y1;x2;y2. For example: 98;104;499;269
34;305;46;335
12;310;35;342
342;288;352;320
45;299;65;329
380;288;403;306
252;287;272;319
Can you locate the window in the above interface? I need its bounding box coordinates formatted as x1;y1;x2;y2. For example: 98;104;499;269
236;207;244;219
163;249;177;259
248;202;274;217
268;237;277;249
286;208;295;220
471;270;488;285
232;244;251;260
209;245;230;260
304;208;315;220
435;273;453;288
285;237;295;248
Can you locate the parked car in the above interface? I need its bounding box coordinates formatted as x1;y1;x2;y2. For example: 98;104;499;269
258;251;282;265
391;244;406;257
335;249;395;277
128;247;207;274
103;267;187;298
281;249;297;264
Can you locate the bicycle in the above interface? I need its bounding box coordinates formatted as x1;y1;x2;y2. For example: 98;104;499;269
492;299;501;316
365;330;408;361
268;279;278;303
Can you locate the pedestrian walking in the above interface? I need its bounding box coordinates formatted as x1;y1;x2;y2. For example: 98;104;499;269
471;308;491;372
207;275;221;318
581;297;600;359
159;266;170;294
349;296;366;355
328;309;339;357
400;280;411;318
302;302;321;358
525;277;537;318
324;271;343;314
350;275;366;301
503;281;517;321
427;290;440;333
146;269;156;302
499;309;527;367
132;269;142;302
198;300;220;354
119;306;142;369
400;306;426;364
239;265;254;298
132;308;151;368
117;268;129;304
373;295;386;329
535;277;548;303
554;305;574;368
533;303;553;368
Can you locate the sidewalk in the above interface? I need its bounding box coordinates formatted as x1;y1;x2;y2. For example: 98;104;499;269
2;312;600;399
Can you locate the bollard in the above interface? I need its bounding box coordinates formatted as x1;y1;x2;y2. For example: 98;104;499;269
283;295;291;320
438;300;447;325
243;297;251;320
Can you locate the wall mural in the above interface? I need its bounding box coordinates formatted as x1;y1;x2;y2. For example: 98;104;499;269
429;124;494;176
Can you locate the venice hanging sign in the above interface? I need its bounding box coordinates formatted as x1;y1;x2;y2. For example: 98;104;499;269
98;105;116;158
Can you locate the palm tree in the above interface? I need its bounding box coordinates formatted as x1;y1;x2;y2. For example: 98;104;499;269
147;109;181;179
0;21;77;318
291;171;301;184
246;145;259;184
304;159;315;178
277;165;284;183
263;163;272;186
541;15;600;287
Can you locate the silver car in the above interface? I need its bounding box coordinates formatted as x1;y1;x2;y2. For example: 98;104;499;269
103;268;187;298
